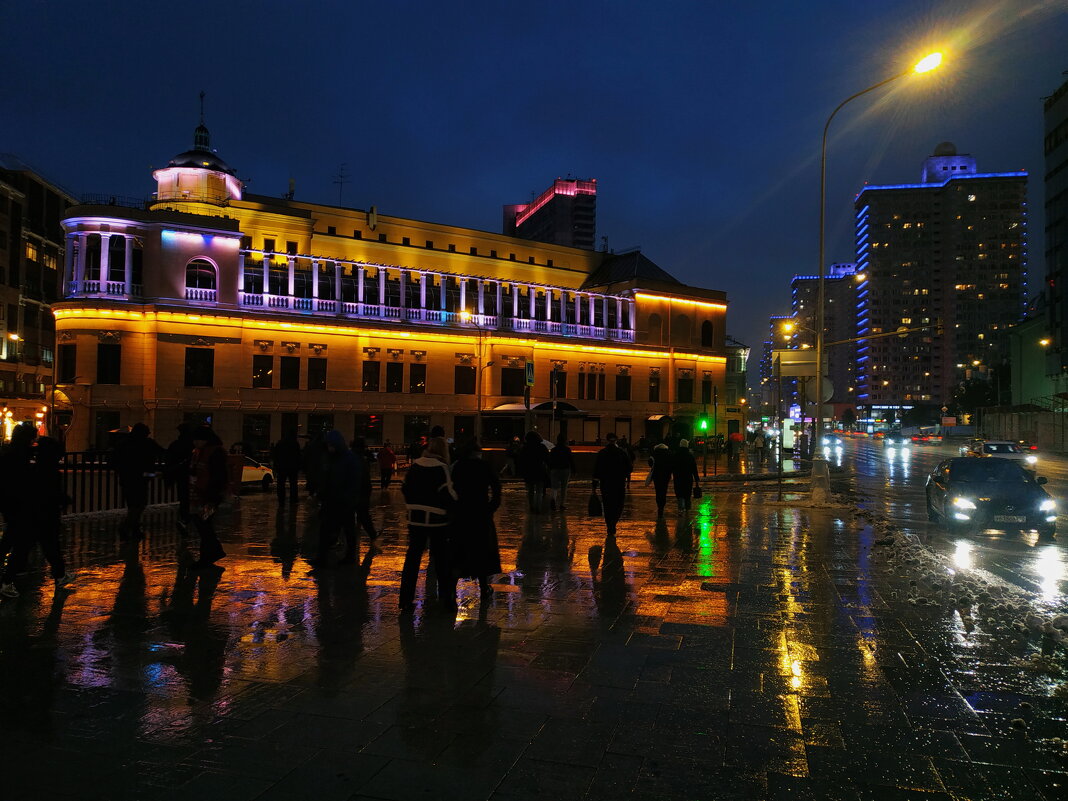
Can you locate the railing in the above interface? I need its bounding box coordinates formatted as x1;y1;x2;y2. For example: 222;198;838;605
61;453;177;515
105;281;126;295
185;287;218;302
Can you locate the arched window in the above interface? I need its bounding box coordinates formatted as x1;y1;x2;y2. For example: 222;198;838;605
701;320;714;347
647;313;663;345
672;314;691;346
186;259;216;290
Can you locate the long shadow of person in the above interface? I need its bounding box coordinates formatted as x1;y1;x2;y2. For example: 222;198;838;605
674;516;694;554
160;564;227;707
592;535;628;619
270;506;300;580
313;550;373;693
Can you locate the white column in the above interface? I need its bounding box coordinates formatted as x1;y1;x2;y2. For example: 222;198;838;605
629;300;637;334
495;281;502;320
287;256;295;297
400;270;407;312
460;278;467;313
588;294;596;326
547;288;554;321
63;234;75;292
311;260;319;299
262;252;270;296
440;274;447;311
616;298;623;331
123;236;133;294
378;267;386;309
477;280;484;314
357;266;365;303
419;272;427;308
74;233;87;286
512;284;519;317
560;290;567;323
334;261;342;306
98;233;112;286
603;297;610;331
528;285;536;318
236;249;244;299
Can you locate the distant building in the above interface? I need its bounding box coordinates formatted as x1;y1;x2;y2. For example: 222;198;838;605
758;314;792;410
504;178;597;249
789;262;858;408
1044;76;1068;378
0;155;75;436
853;143;1027;409
724;335;749;435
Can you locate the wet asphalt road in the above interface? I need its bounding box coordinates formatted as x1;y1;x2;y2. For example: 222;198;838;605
841;439;1068;603
0;455;1066;800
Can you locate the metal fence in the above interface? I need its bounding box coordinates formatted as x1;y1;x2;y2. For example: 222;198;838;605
62;452;178;515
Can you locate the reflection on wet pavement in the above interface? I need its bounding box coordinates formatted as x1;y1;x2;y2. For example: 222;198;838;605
1;477;1065;800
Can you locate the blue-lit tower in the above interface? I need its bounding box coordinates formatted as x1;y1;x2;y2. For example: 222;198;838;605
853;143;1027;409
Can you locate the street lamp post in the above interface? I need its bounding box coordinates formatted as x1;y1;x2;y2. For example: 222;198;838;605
462;312;491;441
814;51;943;485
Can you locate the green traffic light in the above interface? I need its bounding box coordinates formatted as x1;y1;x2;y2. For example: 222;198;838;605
698;418;709;431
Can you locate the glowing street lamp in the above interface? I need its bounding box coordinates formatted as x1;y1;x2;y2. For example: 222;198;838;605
814;50;945;459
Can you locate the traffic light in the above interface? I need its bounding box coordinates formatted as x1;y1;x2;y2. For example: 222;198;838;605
697;416;709;432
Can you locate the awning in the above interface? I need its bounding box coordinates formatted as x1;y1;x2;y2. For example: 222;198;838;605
488;401;586;414
647;414;673;422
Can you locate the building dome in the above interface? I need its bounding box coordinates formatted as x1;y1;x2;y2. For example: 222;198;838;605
932;141;957;157
167;123;236;175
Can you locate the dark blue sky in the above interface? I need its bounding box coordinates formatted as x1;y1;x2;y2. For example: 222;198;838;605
4;0;1066;363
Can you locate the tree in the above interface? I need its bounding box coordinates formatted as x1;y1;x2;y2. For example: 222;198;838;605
840;407;856;430
953;379;995;415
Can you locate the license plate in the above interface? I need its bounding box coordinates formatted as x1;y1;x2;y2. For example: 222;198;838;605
994;515;1026;523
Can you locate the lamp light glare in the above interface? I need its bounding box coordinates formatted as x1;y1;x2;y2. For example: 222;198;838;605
914;52;943;73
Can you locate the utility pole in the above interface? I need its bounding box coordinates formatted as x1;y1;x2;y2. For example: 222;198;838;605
333;163;349;207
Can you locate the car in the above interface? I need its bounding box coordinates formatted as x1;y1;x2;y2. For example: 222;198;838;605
959;439;1038;472
241;456;274;490
925;457;1056;537
883;432;910;448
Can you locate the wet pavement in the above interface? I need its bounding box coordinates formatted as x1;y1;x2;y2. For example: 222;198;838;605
1;461;1066;800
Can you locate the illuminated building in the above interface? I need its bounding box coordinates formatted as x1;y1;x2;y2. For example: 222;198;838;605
790;263;857;411
503;178;597;249
54;122;727;451
853;143;1027;408
1044;76;1068;375
0;155;75;435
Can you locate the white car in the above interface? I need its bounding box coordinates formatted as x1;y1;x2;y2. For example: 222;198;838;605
241;456;275;490
961;440;1038;472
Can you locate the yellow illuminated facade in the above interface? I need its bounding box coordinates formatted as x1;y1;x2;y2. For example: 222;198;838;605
55;124;729;452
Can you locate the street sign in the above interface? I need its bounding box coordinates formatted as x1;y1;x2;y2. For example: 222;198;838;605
804;376;834;404
525;361;535;387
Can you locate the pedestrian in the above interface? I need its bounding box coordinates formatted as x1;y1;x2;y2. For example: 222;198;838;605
672;439;701;513
302;432;327;497
499;436;521;477
649;443;674;518
548;433;575;512
377;441;397;488
271;428;302;504
399;436;458;612
189;426;228;569
593;432;632;539
350;437;381;553
114;422;163;541
754;429;766;465
516;431;550;513
450;438;502;601
314;430;361;567
27;436;75;591
164;424;195;532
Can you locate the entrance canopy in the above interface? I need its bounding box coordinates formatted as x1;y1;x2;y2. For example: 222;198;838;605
488;402;585;414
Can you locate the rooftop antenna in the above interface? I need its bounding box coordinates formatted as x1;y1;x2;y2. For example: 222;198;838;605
333;163;349;207
283;177;295;201
601;235;609;252
199;90;205;124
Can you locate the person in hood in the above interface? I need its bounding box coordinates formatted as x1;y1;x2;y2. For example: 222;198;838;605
399;437;458;612
189;426;228;569
672;439;700;513
313;430;362;566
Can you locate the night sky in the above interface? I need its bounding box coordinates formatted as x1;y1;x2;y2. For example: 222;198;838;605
5;0;1066;375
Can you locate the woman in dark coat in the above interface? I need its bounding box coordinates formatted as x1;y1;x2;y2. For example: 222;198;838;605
649;443;674;519
450;439;502;599
515;430;550;513
672;439;700;513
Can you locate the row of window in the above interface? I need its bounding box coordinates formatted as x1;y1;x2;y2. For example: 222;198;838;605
254;237;558;268
61;344;715;403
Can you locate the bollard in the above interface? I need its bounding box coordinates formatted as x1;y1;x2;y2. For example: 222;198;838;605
810;457;830;503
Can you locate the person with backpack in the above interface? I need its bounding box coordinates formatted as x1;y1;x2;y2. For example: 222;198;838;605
399;437;458;612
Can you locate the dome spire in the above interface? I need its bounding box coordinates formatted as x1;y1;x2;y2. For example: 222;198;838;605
193;90;211;152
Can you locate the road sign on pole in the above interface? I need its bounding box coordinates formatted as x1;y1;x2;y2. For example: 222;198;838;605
525;361;535;387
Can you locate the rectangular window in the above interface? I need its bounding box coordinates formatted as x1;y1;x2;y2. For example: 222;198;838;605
404;415;431;444
263;238;275;252
597;373;606;401
252;354;273;388
454;365;476;395
578;372;586;400
58;343;77;383
552;370;567;400
500;367;525;396
362;360;380;392
615;374;631;401
649;372;661;402
286;241;298;255
307;413;334;434
354;413;383;445
308;357;327;391
409;363;426;394
242;414;271;459
701;378;712;405
280;356;300;390
184;348;214;387
96;343;121;384
386;362;403;393
677;377;694;404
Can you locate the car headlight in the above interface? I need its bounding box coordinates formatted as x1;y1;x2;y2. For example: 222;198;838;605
1026;455;1038;465
953;497;977;510
1040;499;1056;512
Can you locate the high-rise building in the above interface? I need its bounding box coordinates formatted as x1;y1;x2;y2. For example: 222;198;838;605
789;262;858;407
52;123;728;451
0;155;75;434
853;143;1027;409
503;178;596;249
1044;77;1068;374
